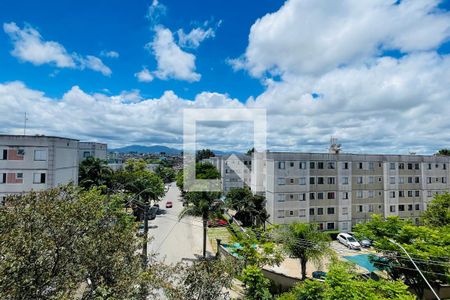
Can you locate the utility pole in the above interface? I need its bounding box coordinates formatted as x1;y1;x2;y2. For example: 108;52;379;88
142;203;149;269
389;239;441;300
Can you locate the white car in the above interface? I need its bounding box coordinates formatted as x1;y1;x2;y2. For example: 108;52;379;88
337;233;361;250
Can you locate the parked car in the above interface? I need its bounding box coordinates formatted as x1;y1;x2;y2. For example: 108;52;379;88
207;218;228;227
337;232;361;250
348;232;372;248
165;201;173;208
312;271;327;280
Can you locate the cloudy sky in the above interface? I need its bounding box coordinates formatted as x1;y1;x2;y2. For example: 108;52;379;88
1;0;450;154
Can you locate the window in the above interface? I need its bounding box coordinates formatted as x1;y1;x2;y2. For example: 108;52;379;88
318;208;324;215
428;163;432;170
399;177;404;184
408;204;413;211
343;192;349;200
35;150;47;161
390;163;396;170
327;222;335;230
0;173;6;184
390;191;396;198
407;163;412;170
358;205;363;212
327;207;335;214
83;151;91;158
357;176;363;184
408;177;413;184
277;194;285;202
408;190;413;197
368;204;374;212
318;162;324;169
310;162;315;169
342;222;349;231
299;209;306;217
399;191;405;197
389;177;395;184
368;162;374;170
399;205;405;211
399;163;405;169
357;191;363;198
289;162;294;167
342;177;349;185
327;162;335;169
1;149;6;160
289;210;294;216
310;177;315;185
343;162;349;169
368;190;374;198
342;207;348;215
310;192;315;200
317;192;324;200
415;177;420;184
318;223;324;230
289;178;294;184
17;149;25;156
299;193;306;201
390;205;396;212
33;173;46;184
368;176;374;184
444;164;447;170
289;194;294;200
318;177;324;184
16;173;23;179
415;190;420;197
309;208;315;215
442;177;447;184
415;163;420;170
278;161;285;169
327;177;335;185
427;177;432;184
358;162;363;169
427;191;433;197
277;178;285;185
415;204;420;210
327;192;335;199
299;162;306;169
277;210;285;218
299;177;306;185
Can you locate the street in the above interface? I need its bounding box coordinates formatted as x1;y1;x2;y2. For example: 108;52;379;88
148;183;214;264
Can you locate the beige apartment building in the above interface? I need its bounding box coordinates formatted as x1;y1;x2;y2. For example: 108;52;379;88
79;142;107;161
0;135;80;204
251;151;450;231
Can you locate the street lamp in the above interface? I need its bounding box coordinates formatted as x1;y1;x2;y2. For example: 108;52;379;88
388;239;441;300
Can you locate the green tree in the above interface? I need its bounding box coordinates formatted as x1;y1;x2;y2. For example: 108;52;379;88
0;186;143;299
437;149;450;156
226;188;269;227
196;149;215;162
79;156;112;191
179;162;221;258
422;192;450;227
154;165;176;183
277;262;415;300
241;265;272;300
278;223;332;280
246;147;255;156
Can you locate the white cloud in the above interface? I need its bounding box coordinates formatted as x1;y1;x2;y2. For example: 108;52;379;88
149;26;201;82
147;0;167;26
177;26;215;48
135;67;154;82
3;22;111;76
233;0;450;77
101;50;119;58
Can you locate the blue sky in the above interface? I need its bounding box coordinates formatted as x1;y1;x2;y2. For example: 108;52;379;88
1;0;450;153
0;0;284;101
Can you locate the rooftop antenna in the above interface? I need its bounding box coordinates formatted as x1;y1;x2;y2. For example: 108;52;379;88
23;112;28;136
329;136;342;154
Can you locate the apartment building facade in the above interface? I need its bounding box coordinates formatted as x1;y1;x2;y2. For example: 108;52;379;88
251;152;450;231
202;154;252;194
0;135;79;204
79;142;107;161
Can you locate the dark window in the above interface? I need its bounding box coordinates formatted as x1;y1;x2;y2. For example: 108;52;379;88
408;163;413;170
327;223;335;230
318;208;323;215
408;204;413;211
415;163;420;170
310;193;315;200
318;162;324;169
2;150;6;160
310;162;315;169
309;208;314;215
318;177;324;184
415;204;420;210
399;205;405;211
399;163;404;169
327;192;335;199
358;205;363;212
310;177;315;185
344;162;349;169
327;207;335;215
290;162;294;167
317;192;324;200
359;162;363;169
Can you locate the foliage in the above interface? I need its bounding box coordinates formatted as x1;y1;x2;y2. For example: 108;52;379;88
277;262;415;300
437;149;450;156
278;223;332;280
158;258;239;300
226;188;269;227
353;213;450;298
79;156;112;191
154;165;176;183
422;192;450;227
196;149;215;162
246;147;255;156
0;186;143;300
241;265;272;300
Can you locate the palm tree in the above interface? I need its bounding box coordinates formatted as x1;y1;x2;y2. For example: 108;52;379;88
279;223;332;280
79;157;112;190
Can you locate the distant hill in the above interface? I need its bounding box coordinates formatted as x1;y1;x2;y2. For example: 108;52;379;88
109;145;242;155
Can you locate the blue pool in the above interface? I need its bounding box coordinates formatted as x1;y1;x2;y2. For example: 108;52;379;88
343;254;379;272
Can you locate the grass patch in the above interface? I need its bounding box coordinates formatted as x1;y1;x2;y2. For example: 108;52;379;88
208;227;233;252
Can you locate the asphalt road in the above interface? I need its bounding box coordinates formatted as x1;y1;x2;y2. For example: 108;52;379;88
148;183;214;264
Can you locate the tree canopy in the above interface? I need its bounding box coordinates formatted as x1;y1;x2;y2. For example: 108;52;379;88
226;187;269;227
422;192;450;227
79;156;112;191
196;149;215;162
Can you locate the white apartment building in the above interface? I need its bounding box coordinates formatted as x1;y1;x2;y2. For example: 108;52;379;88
202;154;252;194
251;151;450;231
0;135;80;204
79;142;107;161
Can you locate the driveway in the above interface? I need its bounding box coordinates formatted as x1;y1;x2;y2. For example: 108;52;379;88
148;183;214;264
